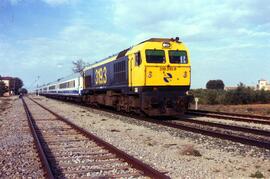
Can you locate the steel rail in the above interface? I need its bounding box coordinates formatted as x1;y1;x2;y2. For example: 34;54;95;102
188;109;270;120
178;118;270;137
21;97;54;179
187;110;270;125
141;118;270;149
27;97;170;179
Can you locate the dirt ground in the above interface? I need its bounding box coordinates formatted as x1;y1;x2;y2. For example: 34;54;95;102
190;103;270;116
0;97;12;115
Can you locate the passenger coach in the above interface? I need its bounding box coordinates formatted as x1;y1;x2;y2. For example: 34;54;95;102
37;73;83;100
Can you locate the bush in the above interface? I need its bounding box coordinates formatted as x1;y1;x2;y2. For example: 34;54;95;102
191;83;270;105
0;81;8;96
19;88;28;94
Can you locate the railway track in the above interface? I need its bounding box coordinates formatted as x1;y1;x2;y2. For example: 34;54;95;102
187;109;270;125
22;97;169;178
29;96;270;151
131;116;270;150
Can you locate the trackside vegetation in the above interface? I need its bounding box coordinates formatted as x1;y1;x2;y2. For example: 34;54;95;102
0;81;8;96
191;83;270;105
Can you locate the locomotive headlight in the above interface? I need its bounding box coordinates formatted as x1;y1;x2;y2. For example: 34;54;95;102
183;71;188;78
148;71;152;78
162;42;171;48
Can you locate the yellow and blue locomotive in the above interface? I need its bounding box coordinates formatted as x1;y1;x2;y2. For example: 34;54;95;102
82;38;192;116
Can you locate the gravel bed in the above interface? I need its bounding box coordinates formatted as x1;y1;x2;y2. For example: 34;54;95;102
32;96;270;178
25;98;150;178
0;97;45;178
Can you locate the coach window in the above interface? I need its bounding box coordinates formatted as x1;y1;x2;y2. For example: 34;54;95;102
49;85;55;90
145;50;165;63
169;50;188;64
135;51;141;66
69;80;75;88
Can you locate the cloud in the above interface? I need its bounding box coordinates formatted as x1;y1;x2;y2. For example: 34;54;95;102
1;0;269;89
3;0;79;6
111;0;270;44
41;0;79;6
110;0;270;87
0;17;129;88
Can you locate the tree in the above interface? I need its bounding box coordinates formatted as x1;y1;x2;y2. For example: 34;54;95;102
19;88;28;95
9;77;23;95
0;81;8;96
72;59;89;73
206;80;225;90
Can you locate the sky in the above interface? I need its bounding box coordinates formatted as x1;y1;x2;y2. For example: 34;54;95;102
0;0;269;90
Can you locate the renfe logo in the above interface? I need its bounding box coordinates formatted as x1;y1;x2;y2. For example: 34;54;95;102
163;72;172;83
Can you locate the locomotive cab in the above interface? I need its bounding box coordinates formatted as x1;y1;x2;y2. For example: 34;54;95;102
128;38;191;116
80;37;191;116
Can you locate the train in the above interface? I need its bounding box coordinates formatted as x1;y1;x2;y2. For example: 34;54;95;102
36;37;192;116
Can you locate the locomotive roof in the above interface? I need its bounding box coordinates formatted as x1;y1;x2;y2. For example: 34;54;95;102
139;37;181;43
36;37;184;90
83;37;181;71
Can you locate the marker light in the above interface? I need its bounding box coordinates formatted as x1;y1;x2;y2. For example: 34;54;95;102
148;71;152;78
183;71;188;78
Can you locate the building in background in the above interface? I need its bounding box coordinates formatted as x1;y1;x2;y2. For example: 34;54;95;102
257;79;270;91
0;76;14;96
224;79;269;91
224;86;237;91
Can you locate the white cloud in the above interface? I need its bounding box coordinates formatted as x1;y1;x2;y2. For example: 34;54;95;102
1;18;129;88
237;28;270;37
41;0;79;6
111;0;270;43
109;0;270;87
5;0;79;6
1;0;269;89
58;22;128;60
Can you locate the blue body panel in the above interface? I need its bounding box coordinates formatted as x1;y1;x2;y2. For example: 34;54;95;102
84;56;128;92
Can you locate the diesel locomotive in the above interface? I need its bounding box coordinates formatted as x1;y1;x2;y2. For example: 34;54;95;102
37;38;192;116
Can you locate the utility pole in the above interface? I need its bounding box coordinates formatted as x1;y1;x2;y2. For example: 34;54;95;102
195;97;199;110
13;78;15;95
37;76;40;96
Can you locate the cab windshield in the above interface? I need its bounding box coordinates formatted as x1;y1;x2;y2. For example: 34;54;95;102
145;50;165;63
169;50;188;64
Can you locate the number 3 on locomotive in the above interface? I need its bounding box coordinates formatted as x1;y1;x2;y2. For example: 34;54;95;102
95;67;107;85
